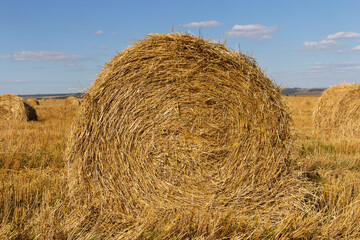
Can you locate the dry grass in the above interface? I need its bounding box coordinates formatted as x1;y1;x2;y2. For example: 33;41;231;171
0;35;360;239
283;96;318;139
0;99;76;239
0;100;75;170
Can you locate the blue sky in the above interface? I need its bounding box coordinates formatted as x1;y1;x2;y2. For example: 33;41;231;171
1;0;360;95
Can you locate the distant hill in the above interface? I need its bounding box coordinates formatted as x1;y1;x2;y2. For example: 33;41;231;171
19;92;83;100
281;88;326;96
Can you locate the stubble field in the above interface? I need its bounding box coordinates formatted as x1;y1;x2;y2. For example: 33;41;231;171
1;96;360;239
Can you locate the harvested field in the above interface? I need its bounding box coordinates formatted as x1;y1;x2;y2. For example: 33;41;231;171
1;89;360;240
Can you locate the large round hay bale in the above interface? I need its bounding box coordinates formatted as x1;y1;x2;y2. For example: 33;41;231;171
26;98;40;106
0;94;37;121
314;83;360;139
64;96;80;106
66;33;295;237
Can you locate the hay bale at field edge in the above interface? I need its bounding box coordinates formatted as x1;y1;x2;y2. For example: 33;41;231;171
64;96;80;106
64;33;307;238
0;94;38;121
314;83;360;139
26;98;40;106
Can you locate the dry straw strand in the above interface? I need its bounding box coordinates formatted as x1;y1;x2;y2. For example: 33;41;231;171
63;33;310;239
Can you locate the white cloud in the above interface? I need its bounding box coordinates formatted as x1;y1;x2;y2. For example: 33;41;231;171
0;54;11;59
225;24;277;39
89;45;108;49
309;62;360;73
303;39;341;50
110;32;118;36
0;51;86;66
183;20;222;28
327;31;360;40
305;32;360;51
94;30;104;35
273;62;360;88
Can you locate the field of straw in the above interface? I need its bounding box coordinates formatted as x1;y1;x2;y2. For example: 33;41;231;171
2;96;360;239
1;34;360;239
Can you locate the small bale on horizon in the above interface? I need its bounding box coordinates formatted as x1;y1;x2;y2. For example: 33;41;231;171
0;94;38;121
64;96;80;106
26;98;40;106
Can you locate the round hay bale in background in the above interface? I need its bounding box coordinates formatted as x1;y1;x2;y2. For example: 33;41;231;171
314;83;360;139
66;33;295;237
26;98;40;106
64;96;80;106
0;94;38;121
